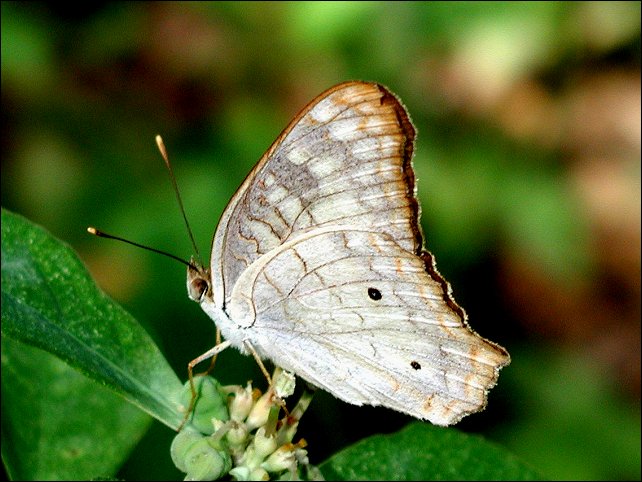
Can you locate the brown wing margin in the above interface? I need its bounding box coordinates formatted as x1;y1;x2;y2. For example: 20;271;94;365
373;83;422;252
377;83;510;363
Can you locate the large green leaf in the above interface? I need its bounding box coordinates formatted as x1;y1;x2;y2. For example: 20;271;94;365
319;422;542;480
1;208;185;477
1;336;152;480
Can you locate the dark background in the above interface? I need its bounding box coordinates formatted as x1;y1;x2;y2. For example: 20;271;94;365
2;2;640;480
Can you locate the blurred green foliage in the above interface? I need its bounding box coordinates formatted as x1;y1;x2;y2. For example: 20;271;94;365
2;2;640;480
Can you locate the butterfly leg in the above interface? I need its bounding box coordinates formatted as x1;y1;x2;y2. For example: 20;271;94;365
243;339;273;386
242;340;296;419
178;338;233;431
199;327;222;376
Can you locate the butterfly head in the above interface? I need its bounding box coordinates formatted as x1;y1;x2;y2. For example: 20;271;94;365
187;259;211;303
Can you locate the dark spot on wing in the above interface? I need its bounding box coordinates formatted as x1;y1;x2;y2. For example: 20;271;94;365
368;287;382;300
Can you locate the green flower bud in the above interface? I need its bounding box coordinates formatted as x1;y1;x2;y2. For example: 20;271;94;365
179;376;229;434
238;444;260;471
186;440;231;480
253;427;278;459
170;428;205;473
226;420;249;448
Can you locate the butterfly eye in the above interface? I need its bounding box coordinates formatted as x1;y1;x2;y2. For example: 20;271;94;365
368;287;382;301
188;278;209;302
410;361;421;370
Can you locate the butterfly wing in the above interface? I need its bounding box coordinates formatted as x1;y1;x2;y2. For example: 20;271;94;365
210;81;419;308
227;227;509;425
204;81;509;424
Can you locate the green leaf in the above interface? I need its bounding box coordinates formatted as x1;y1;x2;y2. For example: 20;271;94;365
1;208;185;477
1;336;151;480
319;422;542;481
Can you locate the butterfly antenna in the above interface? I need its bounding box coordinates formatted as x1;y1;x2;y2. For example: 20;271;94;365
155;135;202;264
87;227;194;268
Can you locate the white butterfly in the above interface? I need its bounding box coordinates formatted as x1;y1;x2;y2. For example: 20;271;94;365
186;81;510;426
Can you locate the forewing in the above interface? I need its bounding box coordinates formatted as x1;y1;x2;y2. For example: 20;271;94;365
211;81;418;307
228;228;510;426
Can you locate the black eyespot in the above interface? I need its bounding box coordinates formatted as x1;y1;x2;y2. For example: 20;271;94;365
368;287;382;300
411;361;421;370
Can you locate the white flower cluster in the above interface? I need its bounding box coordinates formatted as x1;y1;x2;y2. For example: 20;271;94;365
171;369;322;481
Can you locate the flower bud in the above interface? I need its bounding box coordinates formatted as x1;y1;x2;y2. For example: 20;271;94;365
248;467;269;480
245;391;273;430
272;369;296;399
183;438;232;481
170;428;204;473
179;376;229;435
238;443;258;469
229;466;250;480
253;427;278;459
261;444;296;473
228;383;254;422
226;420;249;448
171;428;232;480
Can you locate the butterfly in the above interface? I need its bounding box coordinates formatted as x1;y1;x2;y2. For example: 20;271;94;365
186;81;510;426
